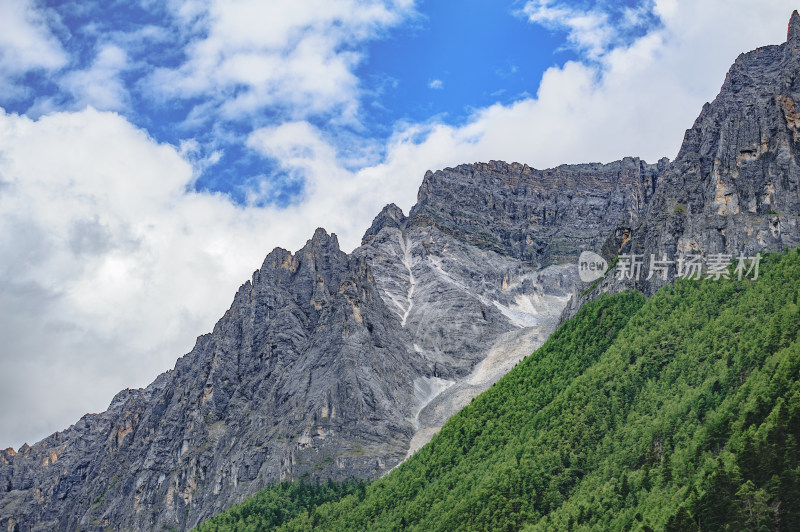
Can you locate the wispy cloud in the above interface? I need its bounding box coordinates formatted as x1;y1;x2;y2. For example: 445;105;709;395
520;0;661;59
0;0;67;99
522;0;613;59
147;0;416;126
428;79;444;89
61;44;129;111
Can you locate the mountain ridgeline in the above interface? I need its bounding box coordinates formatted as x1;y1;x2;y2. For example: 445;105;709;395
3;11;800;532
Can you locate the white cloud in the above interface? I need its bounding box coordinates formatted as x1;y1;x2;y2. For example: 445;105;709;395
428;79;444;89
367;0;791;171
61;44;130;111
522;0;615;59
0;0;67;98
148;0;416;124
0;109;379;448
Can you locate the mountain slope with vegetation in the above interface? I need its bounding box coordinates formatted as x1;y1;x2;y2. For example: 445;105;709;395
194;478;365;532
197;249;800;531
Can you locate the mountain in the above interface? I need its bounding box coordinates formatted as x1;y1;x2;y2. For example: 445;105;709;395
208;248;799;531
0;158;655;531
4;10;800;532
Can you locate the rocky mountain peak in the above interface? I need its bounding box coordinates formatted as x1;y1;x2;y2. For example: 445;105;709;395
261;246;296;272
307;227;339;250
789;10;800;43
257;230;339;273
361;203;407;245
297;227;345;269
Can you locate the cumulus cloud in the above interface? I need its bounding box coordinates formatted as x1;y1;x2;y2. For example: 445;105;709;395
148;0;416;124
428;79;444;89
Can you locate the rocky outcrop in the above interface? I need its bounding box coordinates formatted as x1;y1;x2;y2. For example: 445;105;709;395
361;159;666;456
642;13;800;260
410;158;663;266
562;12;800;318
1;229;432;530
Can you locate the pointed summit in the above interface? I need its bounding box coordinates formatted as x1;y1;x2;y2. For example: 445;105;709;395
789;10;800;42
361;203;406;245
306;227;339;248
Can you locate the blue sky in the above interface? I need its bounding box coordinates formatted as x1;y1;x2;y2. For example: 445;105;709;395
1;0;659;207
359;1;575;128
0;0;793;449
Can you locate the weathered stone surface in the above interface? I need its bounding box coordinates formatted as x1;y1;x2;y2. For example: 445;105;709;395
563;15;800;318
360;203;406;246
410;158;663;266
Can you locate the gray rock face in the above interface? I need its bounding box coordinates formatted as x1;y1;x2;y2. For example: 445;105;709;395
644;20;800;258
4;13;800;532
355;212;577;457
563;12;800;318
410;159;663;266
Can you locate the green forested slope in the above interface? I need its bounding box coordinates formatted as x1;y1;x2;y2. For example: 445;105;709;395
194;478;366;531
197;249;800;531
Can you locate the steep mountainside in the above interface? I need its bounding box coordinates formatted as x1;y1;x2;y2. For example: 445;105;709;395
564;11;800;318
232;249;799;531
0;161;653;530
357;158;659;456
